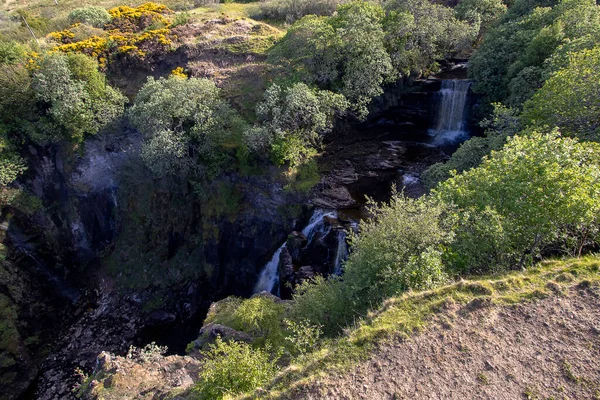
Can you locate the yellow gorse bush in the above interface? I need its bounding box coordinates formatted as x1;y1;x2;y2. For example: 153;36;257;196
46;3;176;69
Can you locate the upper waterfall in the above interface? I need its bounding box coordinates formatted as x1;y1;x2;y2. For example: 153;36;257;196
429;79;471;145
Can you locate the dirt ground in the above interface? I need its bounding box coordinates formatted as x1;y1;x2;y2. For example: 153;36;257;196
301;285;600;399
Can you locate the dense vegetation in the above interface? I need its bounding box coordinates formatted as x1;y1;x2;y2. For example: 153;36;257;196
1;0;599;398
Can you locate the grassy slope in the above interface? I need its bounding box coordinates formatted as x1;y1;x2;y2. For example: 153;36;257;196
238;256;600;399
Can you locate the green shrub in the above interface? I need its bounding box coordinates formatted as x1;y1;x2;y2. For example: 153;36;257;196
436;131;600;273
68;7;112;28
343;194;453;310
522;46;600;141
193;336;280;400
205;295;286;348
129;75;246;178
284;318;323;357
245;82;347;168
289;275;349;336
455;0;507;30
257;0;345;23
0;53;126;146
0;41;28;65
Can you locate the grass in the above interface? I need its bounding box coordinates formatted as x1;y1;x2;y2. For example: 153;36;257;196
235;255;600;399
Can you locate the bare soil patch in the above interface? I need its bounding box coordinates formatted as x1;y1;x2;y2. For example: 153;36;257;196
300;285;600;399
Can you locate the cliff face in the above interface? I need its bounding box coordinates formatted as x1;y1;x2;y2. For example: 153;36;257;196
1;60;473;399
1;125;310;399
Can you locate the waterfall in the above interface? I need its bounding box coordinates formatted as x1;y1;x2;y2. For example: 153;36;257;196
429;79;471;144
253;243;286;294
332;230;348;275
253;209;337;295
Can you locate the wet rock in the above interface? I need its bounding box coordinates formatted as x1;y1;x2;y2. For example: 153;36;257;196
286;231;308;264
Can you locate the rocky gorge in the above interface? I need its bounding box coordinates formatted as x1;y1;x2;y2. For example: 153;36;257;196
2;59;474;399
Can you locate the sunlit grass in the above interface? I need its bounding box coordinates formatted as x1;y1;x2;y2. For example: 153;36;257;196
237;255;600;399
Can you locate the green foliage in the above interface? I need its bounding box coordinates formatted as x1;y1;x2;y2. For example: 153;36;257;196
0;149;26;187
422;104;520;189
268;15;342;86
283;318;323;357
289;275;349;336
271;0;474;119
331;1;394;117
257;0;345;23
68;7;113;28
31;53;126;144
385;0;476;77
469;0;600;108
129;75;245;178
193;336;279;400
205;295;286;347
455;0;507;31
521;46;600;141
435;131;600;273
344;194;453;309
245;82;347;168
0;41;28;65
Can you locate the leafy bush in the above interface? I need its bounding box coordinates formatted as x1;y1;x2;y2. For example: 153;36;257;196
469;0;600;108
436;131;600;273
455;0;507;31
68;7;112;28
343;194;453;309
245;82;347;168
385;0;476;77
257;0;345;23
129;75;245;178
193;336;280;400
289;275;349;336
0;41;28;65
0;153;26;187
204;295;286;347
283;318;323;357
32;53;127;143
0;53;125;146
522;46;600;141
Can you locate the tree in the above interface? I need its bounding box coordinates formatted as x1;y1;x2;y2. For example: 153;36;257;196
469;0;600;108
331;1;394;118
343;194;453;311
385;0;476;77
455;0;507;32
68;6;112;28
129;75;244;177
32;53;126;144
522;47;600;141
245;82;348;168
268;15;342;86
435;131;600;273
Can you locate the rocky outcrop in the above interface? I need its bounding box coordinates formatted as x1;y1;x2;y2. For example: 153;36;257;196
312;139;448;210
80;348;202;399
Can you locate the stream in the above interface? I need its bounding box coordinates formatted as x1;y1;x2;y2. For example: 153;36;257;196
254;74;473;299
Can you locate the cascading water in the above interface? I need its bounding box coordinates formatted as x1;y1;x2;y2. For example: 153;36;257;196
332;230;349;275
429;79;471;145
253;209;337;295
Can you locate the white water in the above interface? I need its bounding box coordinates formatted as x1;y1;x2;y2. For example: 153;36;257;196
429;80;471;145
402;173;420;187
253;243;286;294
332;230;349;275
253;209;337;294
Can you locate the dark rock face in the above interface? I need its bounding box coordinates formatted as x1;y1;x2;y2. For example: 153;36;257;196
2;127;309;399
